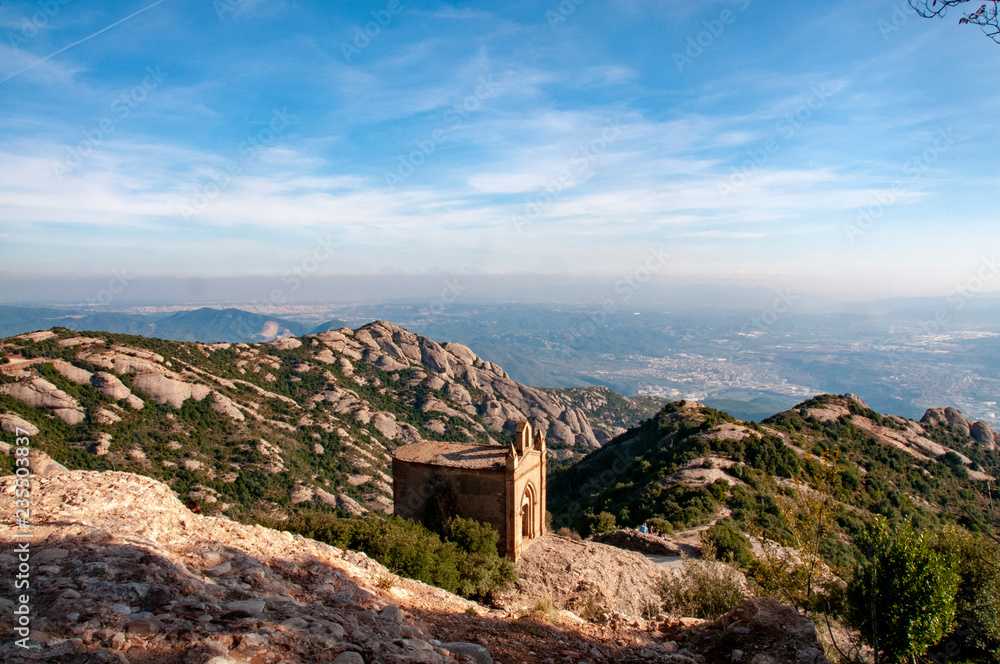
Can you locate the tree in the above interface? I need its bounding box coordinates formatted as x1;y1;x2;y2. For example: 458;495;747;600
930;528;1000;663
748;453;845;614
909;1;1000;43
847;516;960;664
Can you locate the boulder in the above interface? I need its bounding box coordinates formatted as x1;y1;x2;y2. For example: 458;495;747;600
0;412;39;436
93;408;122;425
52;359;94;385
703;597;832;664
944;407;970;434
441;642;493;664
920;408;948;427
970;421;997;450
372;412;399;439
91;372;132;400
88;433;112;456
210;391;245;421
131;373;211;408
0;378;85;424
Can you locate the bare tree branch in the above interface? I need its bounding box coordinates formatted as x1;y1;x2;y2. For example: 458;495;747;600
909;0;1000;43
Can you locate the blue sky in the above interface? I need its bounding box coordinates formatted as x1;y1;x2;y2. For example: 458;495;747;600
1;0;999;303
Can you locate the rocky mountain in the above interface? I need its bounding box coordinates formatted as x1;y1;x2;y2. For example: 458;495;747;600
0;323;658;520
0;468;835;664
551;393;999;555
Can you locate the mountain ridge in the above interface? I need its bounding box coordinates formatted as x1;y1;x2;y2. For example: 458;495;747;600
0;323;660;519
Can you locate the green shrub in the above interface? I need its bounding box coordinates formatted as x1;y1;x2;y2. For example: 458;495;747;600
647;517;674;536
277;511;515;601
591;511;617;534
701;520;753;568
847;517;959;664
658;558;749;620
930;528;1000;663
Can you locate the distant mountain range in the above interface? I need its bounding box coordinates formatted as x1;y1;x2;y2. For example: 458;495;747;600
0;306;346;344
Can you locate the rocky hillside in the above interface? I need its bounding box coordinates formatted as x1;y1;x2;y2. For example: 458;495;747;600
0;324;657;519
551;393;1000;559
0;469;834;664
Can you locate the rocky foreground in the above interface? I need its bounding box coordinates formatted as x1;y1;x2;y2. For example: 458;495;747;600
0;470;831;664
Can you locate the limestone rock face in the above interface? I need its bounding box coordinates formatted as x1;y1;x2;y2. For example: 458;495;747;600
52;359;94;385
131;373;211;408
209;391;245;421
970;421;998;450
921;407;948;427
91;371;133;401
944;407;971;434
372;411;399;439
0;378;85;424
0;412;38;436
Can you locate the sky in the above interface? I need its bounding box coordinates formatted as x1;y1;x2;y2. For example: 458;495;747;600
1;0;999;305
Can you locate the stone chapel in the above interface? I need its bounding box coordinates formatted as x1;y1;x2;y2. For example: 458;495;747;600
391;420;546;560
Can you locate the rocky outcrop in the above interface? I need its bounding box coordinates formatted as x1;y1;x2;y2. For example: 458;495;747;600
922;407;998;452
131;372;211;408
320;322;606;450
88;432;113;456
0;411;38;436
0;444;66;475
209;390;245;421
51;359;94;385
91;371;133;401
0;471;489;664
503;535;668;619
970;421;998;451
921;406;971;434
0;377;85;424
676;597;832;664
